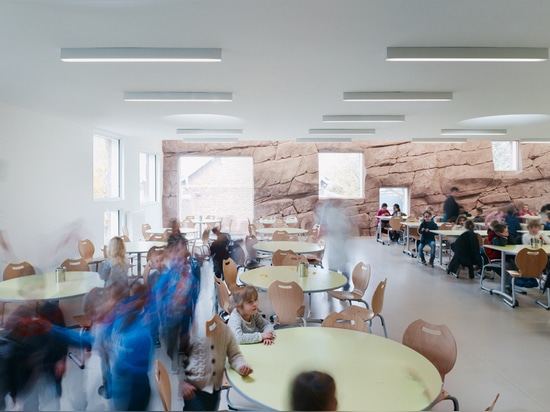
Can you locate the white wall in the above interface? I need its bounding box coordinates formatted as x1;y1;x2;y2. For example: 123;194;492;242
0;102;162;275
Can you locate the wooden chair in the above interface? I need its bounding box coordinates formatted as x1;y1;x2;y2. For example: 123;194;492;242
78;239;105;271
267;280;306;327
341;278;388;337
192;229;211;260
402;319;459;411
327;262;371;308
243;235;266;270
222;258;243;294
271;249;296;266
60;257;90;272
479;238;502;292
68;287;108;369
1;262;36;325
274;219;288;228
148;231;168;242
155;360;171;411
303;239;325;267
122;226;130;239
406;226;421;257
281;254;308;266
389;216;404;244
484;393;500;411
272;230;290;241
507;247;548;308
141;223;152;241
214;276;232;321
321;311;370;333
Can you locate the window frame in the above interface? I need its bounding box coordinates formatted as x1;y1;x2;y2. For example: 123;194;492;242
379;187;410;216
491;140;520;172
139;151;157;204
93;133;121;201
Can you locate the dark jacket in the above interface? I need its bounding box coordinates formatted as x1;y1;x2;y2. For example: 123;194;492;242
448;230;482;275
419;220;438;243
443;195;459;222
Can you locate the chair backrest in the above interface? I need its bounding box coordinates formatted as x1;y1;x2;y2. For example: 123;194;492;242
214;276;232;314
272;230;290;241
514;247;548;277
271;249;297;266
484;393;500;412
267;280;304;325
155;360;171;411
121;234;131;242
222;258;239;292
3;261;36;281
408;227;420;240
281;254;308;266
181;218;195;228
321;311;370;333
350;262;371;296
476;233;483;248
60;257;90;272
371;278;387;316
406;216;417;222
274;219;288;228
248;223;257;237
146;245;165;262
402;319;457;382
149;230;170;242
201;228;210;243
142;223;152;240
389;216;403;231
78;239;95;260
122;226;130;238
245;235;259;259
439;222;454;230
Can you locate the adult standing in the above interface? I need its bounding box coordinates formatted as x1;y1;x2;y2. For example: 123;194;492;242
442;187;460;223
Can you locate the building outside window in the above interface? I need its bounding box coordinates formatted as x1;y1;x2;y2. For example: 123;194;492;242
318;152;364;199
492;141;520;172
140;152;156;204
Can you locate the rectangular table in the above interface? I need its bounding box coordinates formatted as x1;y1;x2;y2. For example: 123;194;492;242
431;229;486;269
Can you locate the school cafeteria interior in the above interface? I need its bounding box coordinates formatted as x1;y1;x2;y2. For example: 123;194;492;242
1;1;550;411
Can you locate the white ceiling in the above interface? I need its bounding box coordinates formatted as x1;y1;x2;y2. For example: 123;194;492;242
2;0;550;142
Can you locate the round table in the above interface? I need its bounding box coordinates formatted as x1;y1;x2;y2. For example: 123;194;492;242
0;271;103;302
226;327;442;411
240;266;346;293
253;241;324;254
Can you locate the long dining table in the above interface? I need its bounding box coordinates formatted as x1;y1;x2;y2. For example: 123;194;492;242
225;327;442;411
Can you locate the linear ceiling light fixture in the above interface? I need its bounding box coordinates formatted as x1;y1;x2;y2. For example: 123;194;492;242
309;128;375;135
124;92;232;102
386;47;548;62
322;115;405;122
441;129;507;136
176;129;242;135
520;138;550;143
344;92;453;101
412;138;467;143
60;47;222;62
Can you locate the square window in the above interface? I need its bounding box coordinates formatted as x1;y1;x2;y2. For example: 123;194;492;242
492;141;520;172
379;188;410;216
318;153;363;199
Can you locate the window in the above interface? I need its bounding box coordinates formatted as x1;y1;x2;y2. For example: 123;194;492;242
178;156;253;234
93;134;120;199
379;187;410;215
140;152;156;203
103;210;120;244
492;141;520;172
318;153;363;199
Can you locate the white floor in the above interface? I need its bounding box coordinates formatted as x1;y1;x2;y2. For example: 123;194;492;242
14;236;550;411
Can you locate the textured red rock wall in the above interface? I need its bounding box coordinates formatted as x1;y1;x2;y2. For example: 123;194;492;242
163;140;550;236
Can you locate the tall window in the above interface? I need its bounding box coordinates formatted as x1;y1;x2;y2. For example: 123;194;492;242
379;187;410;215
178;156;253;234
492;141;520;172
93;134;120;199
318;152;364;199
140;152;156;204
103;210;120;244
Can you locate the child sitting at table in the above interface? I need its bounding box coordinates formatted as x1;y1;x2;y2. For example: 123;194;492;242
472;207;485;223
485;223;516;293
100;236;130;289
228;286;275;345
452;215;468;230
544;212;550;231
290;370;338;411
418;210;438;267
180;315;253;411
376;203;391;238
521;220;550;246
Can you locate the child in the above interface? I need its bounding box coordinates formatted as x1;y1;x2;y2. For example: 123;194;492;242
452;215;468;230
146;248;165;348
376;203;391;238
228;286;275;345
486;223;516;293
418;210;438;267
447;220;482;279
290;371;338;411
519;204;534;217
472;207;485;223
100;236;130;289
544;212;550;231
504;203;522;239
180;315;253;411
522;220;550;246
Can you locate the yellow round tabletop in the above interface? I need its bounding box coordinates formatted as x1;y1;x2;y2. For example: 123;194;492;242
226;327;442;411
240;266;346;293
253;241;324;254
0;271;103;302
256;228;308;235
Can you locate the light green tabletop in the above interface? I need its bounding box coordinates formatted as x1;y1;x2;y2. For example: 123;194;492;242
484;244;550;255
0;271;103;302
431;229;486;237
254;241;324;254
226;327;442;411
240;266;346;293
